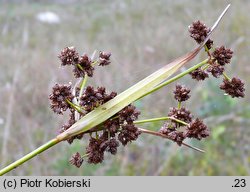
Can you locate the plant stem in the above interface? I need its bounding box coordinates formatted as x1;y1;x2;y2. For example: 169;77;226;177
134;117;170;124
137;59;208;100
0;138;60;176
139;128;204;153
78;74;88;102
134;116;188;126
178;101;181;109
91;60;99;66
66;99;84;113
77;64;84;71
223;72;231;81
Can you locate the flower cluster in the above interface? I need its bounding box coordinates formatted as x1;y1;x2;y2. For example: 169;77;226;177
80;86;117;112
49;15;245;170
50;47;141;167
188;20;213;48
188;20;245;98
159;85;209;145
49;83;74;114
58;47;111;78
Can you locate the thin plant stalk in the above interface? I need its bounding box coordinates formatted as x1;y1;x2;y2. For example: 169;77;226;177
139;128;205;153
0;139;60;175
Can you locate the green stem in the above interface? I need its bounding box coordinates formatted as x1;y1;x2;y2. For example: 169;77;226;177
178;102;181;109
202;64;209;70
78;74;88;101
81;153;89;158
134;116;188;126
91;60;99;66
66;99;84;113
223;72;231;81
138;59;208;100
0;138;60;175
134;117;170;124
77;64;84;71
168;117;188;126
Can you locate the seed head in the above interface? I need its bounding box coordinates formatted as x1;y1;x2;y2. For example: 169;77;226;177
186;118;209;140
58;46;79;66
118;105;140;124
220;77;245;98
100;138;119;155
173;84;191;102
212;46;233;66
190;67;209;81
168;107;193;125
189;20;210;44
207;63;224;78
86;137;105;164
99;51;111;66
49;83;73;114
168;131;186;146
80;86;117;112
118;124;141;146
69;152;83;168
73;54;94;78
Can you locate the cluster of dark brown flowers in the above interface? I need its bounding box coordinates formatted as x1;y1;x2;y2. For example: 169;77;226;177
159;84;209;145
50;47;141;168
189;21;245;98
58;46;111;78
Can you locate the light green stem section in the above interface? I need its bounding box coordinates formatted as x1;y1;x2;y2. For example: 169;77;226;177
0;139;60;176
223;72;231;81
134;117;170;124
66;99;84;113
138;59;208;100
134;116;188;126
78;74;88;103
178;102;181;109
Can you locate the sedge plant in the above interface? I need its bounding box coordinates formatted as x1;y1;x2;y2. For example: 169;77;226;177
0;4;245;175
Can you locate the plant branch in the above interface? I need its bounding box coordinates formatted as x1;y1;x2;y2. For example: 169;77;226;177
139;128;205;153
137;58;208;100
0;138;60;176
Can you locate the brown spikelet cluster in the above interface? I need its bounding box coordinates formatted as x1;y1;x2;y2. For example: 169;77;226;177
212;46;233;66
73;54;94;78
173;84;191;102
189;20;210;44
69;152;83;168
190;67;209;81
159;85;209;145
58;46;112;79
188;20;245;98
207;63;225;78
186;118;209;140
49;83;74;114
50;47;142;167
58;46;79;66
99;51;111;66
80;86;117;112
220;77;245;98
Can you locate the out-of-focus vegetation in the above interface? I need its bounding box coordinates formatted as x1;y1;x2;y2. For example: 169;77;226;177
0;0;249;175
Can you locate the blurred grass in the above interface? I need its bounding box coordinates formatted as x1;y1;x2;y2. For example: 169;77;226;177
0;0;249;175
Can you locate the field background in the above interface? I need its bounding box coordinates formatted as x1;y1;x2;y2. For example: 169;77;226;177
0;0;249;175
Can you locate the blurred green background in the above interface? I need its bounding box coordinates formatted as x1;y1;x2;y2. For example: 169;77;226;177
0;0;249;175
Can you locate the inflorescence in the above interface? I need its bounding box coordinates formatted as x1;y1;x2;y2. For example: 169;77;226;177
189;20;245;98
50;48;141;167
49;18;245;168
159;84;209;145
